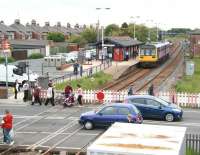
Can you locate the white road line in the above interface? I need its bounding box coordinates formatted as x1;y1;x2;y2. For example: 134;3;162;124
44;116;65;120
0;115;41;119
183;110;200;113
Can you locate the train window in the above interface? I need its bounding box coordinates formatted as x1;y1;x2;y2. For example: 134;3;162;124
145;49;151;56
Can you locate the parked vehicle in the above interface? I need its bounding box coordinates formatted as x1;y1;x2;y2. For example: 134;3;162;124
124;95;183;122
79;103;143;130
0;64;38;86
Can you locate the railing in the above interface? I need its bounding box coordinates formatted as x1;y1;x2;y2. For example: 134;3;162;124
39;89;200;108
186;134;200;154
51;60;112;84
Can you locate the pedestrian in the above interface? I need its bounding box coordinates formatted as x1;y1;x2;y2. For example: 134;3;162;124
0;110;14;145
128;85;133;96
23;81;29;102
89;67;93;77
32;84;42;105
45;83;55;106
125;51;129;61
77;84;83;106
65;84;73;98
14;80;19;99
148;84;154;96
80;65;83;77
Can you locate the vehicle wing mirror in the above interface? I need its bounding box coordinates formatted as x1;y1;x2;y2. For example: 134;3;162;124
98;112;103;116
159;104;162;109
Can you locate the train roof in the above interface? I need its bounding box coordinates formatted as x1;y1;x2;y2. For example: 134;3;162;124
141;41;170;48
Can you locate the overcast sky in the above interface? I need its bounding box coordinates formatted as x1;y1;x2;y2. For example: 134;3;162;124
0;0;199;30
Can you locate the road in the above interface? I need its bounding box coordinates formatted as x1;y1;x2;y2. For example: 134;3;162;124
0;103;199;153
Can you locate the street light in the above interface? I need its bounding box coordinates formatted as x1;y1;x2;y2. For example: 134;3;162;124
146;19;154;42
96;7;111;63
130;16;140;40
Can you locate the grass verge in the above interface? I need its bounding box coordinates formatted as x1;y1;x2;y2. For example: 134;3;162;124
55;71;112;90
175;58;200;93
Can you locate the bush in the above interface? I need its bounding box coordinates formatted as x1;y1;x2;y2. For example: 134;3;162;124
0;56;15;64
28;53;44;59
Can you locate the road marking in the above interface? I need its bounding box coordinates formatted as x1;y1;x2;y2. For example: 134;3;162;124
68;117;79;120
183;110;200;113
45;116;65;120
0;104;28;107
0;115;41;119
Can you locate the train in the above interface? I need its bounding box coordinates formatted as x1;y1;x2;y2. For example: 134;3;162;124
137;41;171;67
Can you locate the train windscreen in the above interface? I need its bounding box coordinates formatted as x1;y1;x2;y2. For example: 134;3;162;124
140;48;156;56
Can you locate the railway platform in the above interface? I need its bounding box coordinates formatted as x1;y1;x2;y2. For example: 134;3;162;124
104;58;138;80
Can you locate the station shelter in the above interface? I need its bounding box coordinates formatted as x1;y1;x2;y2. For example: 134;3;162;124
96;36;143;61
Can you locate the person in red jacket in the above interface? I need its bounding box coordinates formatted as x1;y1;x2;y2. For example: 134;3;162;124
1;110;14;145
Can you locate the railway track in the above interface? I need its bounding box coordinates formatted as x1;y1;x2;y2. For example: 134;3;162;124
136;43;183;92
102;42;181;92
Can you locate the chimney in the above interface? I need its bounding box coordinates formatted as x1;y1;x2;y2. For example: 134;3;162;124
57;22;61;27
26;23;30;26
83;24;87;29
67;23;71;28
45;22;50;27
74;23;79;28
31;19;36;26
14;19;20;24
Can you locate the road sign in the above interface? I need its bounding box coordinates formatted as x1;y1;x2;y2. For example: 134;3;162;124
96;91;105;102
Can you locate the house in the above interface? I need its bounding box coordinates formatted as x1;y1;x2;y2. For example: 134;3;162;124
0;21;15;40
10;19;31;39
25;20;43;40
53;22;71;39
96;36;143;61
189;30;200;57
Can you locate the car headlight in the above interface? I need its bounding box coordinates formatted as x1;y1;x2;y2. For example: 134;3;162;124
172;109;181;112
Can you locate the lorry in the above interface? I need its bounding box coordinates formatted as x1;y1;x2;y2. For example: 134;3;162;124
0;64;38;86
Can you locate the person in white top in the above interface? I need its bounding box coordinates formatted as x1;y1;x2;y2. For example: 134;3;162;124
77;84;83;106
45;83;55;106
23;81;29;102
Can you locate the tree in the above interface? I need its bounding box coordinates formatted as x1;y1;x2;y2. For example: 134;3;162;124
68;35;87;47
47;32;65;42
121;22;128;29
81;28;97;43
105;24;120;36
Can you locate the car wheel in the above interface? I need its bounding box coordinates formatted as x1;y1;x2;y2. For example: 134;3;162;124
165;113;174;122
84;121;93;130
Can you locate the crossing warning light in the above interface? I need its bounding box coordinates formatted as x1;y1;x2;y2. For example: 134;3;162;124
1;40;10;50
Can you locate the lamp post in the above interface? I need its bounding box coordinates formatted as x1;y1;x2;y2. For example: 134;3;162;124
146;19;153;42
130;16;140;40
96;7;111;63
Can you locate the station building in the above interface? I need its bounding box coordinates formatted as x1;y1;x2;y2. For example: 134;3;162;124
96;36;143;61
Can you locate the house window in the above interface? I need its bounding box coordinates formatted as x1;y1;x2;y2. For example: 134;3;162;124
198;40;200;45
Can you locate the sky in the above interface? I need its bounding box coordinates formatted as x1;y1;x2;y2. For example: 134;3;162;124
0;0;199;30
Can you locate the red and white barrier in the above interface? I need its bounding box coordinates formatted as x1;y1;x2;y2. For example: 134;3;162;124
39;89;200;108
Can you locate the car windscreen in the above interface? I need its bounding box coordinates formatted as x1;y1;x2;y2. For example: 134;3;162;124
154;97;170;106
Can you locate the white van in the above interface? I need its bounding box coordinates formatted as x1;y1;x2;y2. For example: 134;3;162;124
0;64;38;85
